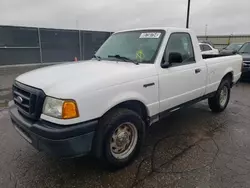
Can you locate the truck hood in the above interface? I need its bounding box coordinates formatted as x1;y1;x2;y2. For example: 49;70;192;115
16;60;157;98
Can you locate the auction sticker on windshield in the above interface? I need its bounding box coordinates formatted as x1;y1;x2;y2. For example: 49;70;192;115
139;32;161;38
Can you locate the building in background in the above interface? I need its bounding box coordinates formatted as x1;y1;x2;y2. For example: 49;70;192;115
0;25;112;66
198;35;250;49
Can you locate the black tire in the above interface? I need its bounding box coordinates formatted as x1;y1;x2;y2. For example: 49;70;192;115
208;78;231;112
96;108;146;169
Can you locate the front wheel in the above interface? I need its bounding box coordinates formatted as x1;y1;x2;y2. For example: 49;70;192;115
208;79;231;112
98;108;146;169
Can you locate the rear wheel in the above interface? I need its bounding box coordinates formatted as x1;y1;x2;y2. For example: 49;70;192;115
208;78;231;112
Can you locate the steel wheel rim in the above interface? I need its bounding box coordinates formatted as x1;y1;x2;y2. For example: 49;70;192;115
219;86;228;107
110;122;138;159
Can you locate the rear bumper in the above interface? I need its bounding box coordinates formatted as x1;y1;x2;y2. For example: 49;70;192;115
8;101;98;158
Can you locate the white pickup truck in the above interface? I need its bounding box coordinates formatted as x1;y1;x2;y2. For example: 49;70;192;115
199;43;219;55
9;27;242;168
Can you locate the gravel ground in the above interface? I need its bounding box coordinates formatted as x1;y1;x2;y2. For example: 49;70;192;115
0;83;250;188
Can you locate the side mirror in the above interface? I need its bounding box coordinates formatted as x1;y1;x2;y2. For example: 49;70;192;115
162;51;171;68
169;52;183;64
161;52;183;68
232;50;237;54
161;61;171;68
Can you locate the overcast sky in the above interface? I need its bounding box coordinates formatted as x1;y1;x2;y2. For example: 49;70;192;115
0;0;249;35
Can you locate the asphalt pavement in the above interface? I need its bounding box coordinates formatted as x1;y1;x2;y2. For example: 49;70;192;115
1;83;250;188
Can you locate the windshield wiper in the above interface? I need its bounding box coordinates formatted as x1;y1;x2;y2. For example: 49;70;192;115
108;55;139;65
93;55;102;61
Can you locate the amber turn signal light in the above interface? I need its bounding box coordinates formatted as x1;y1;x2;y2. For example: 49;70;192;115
62;100;79;119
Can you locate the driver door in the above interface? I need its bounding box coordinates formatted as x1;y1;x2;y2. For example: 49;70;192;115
158;32;206;112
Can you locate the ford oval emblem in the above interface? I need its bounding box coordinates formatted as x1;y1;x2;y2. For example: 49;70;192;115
17;96;23;103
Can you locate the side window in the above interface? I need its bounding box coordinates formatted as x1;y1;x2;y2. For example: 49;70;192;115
203;44;212;51
165;33;195;66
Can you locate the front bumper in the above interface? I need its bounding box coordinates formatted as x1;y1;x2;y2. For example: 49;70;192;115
8;101;98;158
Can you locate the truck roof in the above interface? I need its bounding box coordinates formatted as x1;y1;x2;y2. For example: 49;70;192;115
115;27;192;34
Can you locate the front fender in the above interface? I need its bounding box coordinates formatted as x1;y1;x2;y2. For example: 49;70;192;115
78;76;158;123
41;76;159;125
102;91;149;117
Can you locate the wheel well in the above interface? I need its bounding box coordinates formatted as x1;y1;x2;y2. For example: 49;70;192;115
222;72;233;87
107;100;148;122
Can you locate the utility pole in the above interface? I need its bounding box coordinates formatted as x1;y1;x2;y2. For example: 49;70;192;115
186;0;191;28
205;24;208;40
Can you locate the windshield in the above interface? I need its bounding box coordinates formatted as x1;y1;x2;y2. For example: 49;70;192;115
95;30;165;64
225;43;243;51
238;43;250;53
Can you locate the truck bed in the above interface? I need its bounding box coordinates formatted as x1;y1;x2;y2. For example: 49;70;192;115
202;54;242;95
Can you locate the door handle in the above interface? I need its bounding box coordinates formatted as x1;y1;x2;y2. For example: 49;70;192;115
195;68;201;74
143;83;155;88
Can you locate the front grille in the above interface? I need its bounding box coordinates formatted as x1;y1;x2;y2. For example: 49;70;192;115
13;81;45;120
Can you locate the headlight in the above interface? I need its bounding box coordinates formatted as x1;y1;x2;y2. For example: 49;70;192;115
43;97;79;119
